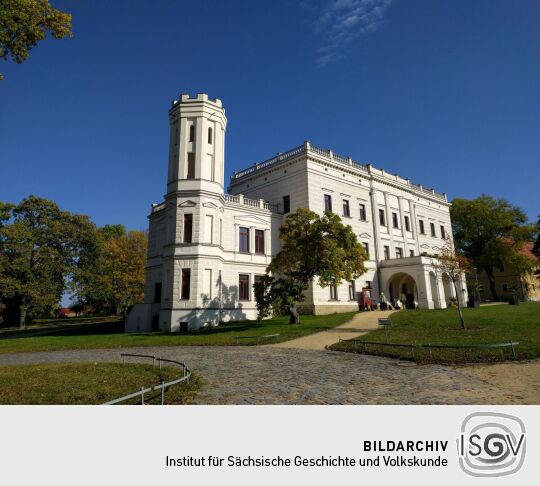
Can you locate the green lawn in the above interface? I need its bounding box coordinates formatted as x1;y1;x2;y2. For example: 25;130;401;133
0;312;357;355
330;303;540;364
0;362;201;405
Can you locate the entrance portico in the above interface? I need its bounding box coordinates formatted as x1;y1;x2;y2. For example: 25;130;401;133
379;256;467;309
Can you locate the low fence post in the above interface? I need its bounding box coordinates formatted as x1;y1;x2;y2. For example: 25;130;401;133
161;381;165;405
511;342;516;359
141;387;145;405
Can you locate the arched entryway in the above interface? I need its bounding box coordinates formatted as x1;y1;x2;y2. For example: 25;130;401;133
387;272;418;309
441;273;453;306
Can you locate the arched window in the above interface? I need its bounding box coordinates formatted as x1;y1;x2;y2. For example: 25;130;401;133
208;126;213;144
189;124;195;142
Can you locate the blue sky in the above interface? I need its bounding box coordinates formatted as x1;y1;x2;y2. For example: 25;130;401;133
0;0;538;229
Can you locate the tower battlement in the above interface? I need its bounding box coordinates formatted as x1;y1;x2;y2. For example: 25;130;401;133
171;92;223;108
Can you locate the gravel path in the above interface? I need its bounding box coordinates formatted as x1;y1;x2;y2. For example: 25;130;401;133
0;346;531;404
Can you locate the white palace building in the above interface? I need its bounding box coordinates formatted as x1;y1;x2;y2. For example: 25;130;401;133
126;93;467;332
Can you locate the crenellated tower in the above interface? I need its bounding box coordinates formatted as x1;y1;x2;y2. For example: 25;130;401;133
167;93;227;194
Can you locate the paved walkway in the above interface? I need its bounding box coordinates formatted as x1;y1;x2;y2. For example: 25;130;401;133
267;310;395;350
0;346;535;404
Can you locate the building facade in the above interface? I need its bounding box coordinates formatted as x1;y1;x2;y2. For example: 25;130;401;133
126;93;467;332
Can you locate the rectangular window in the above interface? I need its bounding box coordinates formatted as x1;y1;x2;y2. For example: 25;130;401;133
430;222;436;237
239;227;250;253
253;274;264;294
205;215;214;244
208;126;213;144
392;212;399;228
189;124;195;142
379;209;386;226
409;249;414;257
187;152;195;179
324;194;332;212
440;225;445;239
181;269;191;300
419;219;425;234
348;280;356;301
359;203;367;221
239;274;250;301
384;245;390;260
174;127;179;146
404;215;410;232
255;229;265;254
329;282;338;301
153;282;162;304
362;242;369;259
203;269;212;299
396;247;403;259
183;214;193;243
342;199;350;217
283;195;290;214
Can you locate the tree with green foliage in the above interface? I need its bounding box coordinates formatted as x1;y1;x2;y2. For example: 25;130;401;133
70;224;126;313
0;195;95;328
71;226;147;316
260;208;367;324
0;0;72;80
451;195;535;301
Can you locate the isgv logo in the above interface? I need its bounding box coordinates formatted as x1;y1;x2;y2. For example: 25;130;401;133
457;411;526;477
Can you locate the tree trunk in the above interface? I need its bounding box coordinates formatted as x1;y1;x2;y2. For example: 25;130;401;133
19;304;28;330
485;266;498;301
288;304;300;324
452;277;466;330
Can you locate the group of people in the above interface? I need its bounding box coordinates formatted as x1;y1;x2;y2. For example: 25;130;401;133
379;292;418;311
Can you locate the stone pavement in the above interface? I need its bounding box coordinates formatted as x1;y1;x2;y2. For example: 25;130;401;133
267;310;395;350
0;345;532;404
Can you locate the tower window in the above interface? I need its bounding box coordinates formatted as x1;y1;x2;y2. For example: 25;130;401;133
324;194;332;212
440;225;446;239
359;203;366;221
379;209;386;226
430;222;436;237
239;227;250;253
396;247;403;258
208;126;213;144
283;195;290;214
384;245;390;259
255;229;265;254
153;282;162;303
187;152;196;179
183;214;193;243
239;274;250;301
404;215;411;232
342;200;350;217
189;124;195;142
419;219;425;234
181;269;191;300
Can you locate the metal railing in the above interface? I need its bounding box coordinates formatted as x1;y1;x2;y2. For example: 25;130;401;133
103;353;191;405
337;339;520;360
